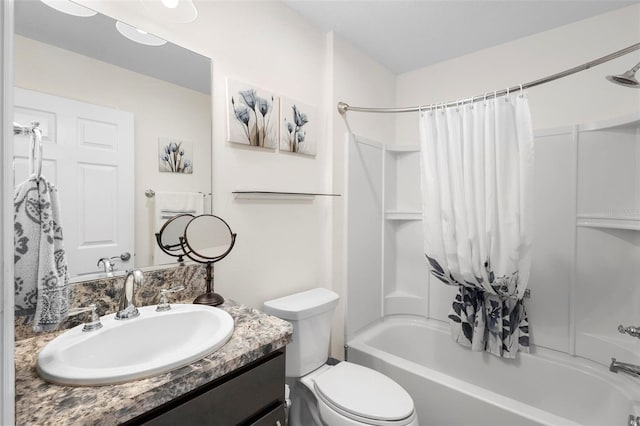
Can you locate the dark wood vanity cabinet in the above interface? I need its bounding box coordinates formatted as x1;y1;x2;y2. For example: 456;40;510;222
125;349;286;426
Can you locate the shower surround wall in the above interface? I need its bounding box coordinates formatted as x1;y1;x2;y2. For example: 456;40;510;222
344;4;640;366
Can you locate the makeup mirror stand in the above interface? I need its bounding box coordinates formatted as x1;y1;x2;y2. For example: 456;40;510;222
193;262;224;306
179;233;236;307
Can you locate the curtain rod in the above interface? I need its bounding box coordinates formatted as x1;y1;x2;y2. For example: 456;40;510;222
337;41;640;115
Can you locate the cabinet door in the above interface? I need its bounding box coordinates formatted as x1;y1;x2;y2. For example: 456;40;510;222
138;351;285;426
249;404;286;426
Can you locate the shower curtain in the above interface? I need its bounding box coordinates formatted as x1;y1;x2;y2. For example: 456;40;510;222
419;93;534;358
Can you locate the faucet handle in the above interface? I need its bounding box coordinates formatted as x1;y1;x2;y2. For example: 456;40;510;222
618;324;640;338
68;303;103;332
156;285;185;312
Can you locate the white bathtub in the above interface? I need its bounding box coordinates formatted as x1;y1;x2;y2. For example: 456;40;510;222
347;316;640;426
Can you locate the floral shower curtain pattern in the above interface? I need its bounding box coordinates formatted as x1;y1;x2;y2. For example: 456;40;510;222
419;93;534;358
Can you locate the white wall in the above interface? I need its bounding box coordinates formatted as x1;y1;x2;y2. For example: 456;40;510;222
13;36;212;270
393;5;640;359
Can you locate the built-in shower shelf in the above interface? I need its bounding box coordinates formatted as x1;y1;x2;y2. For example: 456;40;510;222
385;210;422;221
384;290;426;316
576;215;640;231
385;145;420;153
232;191;341;200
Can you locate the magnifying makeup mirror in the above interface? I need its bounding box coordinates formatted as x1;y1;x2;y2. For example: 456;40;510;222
180;215;237;306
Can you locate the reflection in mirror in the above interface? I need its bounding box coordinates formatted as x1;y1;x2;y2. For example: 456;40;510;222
155;214;195;262
178;215;237;307
13;1;213;280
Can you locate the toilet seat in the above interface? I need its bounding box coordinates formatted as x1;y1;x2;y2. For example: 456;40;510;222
312;362;416;426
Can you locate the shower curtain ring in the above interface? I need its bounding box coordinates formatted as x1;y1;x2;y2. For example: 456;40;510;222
519;83;524;97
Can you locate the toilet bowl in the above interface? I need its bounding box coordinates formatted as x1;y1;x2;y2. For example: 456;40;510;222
263;288;419;426
300;362;419;426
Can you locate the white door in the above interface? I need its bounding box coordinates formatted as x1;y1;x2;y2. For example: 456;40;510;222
13;88;134;277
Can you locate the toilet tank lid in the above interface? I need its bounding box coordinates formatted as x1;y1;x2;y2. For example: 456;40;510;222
263;288;339;320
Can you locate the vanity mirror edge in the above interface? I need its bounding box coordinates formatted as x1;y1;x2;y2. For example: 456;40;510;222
1;1;16;424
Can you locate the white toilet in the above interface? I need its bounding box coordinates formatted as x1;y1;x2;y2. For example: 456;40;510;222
263;288;419;426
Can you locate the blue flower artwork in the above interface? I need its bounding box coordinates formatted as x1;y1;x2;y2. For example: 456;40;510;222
158;137;193;174
227;79;279;149
280;97;317;157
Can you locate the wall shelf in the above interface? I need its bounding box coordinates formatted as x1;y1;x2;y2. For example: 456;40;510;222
232;191;341;201
576;215;640;231
385;210;422;221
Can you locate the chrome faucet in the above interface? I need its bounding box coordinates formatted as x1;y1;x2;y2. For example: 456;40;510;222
116;270;142;320
610;358;640;378
97;257;114;273
97;252;132;273
619;324;640;339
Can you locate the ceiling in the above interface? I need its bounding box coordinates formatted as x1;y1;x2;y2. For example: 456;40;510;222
284;0;638;74
14;0;637;88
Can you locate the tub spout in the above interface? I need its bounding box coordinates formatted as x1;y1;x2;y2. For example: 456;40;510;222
610;358;640;378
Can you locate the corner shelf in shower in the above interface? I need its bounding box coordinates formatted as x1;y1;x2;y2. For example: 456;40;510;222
232;191;341;201
576;215;640;231
385;145;420;153
384;210;422;221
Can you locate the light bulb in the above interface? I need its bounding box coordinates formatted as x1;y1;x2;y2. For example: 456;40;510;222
161;0;180;9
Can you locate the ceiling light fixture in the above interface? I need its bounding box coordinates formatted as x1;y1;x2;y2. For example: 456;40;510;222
115;21;167;46
140;0;198;24
40;0;97;17
161;0;180;9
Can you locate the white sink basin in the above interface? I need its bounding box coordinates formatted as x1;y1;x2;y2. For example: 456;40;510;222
37;304;234;386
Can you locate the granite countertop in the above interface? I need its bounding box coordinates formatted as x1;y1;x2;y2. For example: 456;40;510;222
15;302;293;426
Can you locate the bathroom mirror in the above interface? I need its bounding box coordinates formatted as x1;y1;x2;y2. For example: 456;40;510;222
180;215;237;306
13;1;212;279
155;214;195;262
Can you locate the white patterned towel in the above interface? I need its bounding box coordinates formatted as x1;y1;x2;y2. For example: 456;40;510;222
14;175;69;332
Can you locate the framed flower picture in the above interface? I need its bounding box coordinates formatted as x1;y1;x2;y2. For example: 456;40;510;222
280;97;317;157
227;78;279;149
158;137;193;173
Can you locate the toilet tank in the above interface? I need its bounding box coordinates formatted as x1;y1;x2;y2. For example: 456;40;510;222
263;288;339;377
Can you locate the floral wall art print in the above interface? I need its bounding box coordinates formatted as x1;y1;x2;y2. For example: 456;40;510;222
227;79;279;149
158;137;193;174
280;97;317;157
